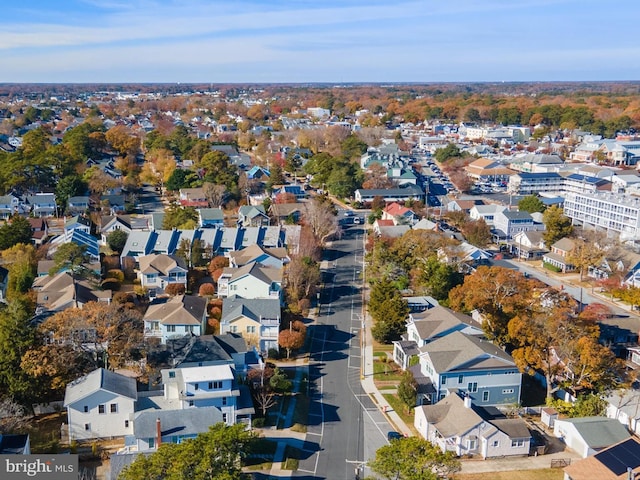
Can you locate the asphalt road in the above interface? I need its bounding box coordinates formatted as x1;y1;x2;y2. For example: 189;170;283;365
295;223;394;480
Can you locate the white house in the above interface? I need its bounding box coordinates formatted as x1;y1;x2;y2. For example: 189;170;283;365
63;368;137;440
553;417;631;458
216;262;282;300
414;391;531;459
605;389;640;436
161;364;254;425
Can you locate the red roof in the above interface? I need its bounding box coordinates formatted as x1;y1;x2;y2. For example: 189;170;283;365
384;202;412;216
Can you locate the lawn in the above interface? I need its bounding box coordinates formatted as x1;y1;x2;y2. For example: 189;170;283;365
373;359;404;382
382;394;417;435
454;469;563;480
29;412;67;453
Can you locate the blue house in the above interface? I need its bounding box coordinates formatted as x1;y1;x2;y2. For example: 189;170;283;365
197;208;224;228
416;331;521;406
246;166;270;180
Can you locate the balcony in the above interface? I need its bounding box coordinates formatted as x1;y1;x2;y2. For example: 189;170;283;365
144;328;162;338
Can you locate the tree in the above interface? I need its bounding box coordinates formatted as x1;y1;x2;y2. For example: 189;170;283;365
0;216;34;251
198;283;215;297
518;194;546;214
397;371;417;413
461;219;492;247
202;182;226;207
2;243;37;299
434;143;461;163
119;423;258;480
370;278;409;344
566;237;606;282
368;436;460;480
278;320;307;359
305;196;340;245
165;283;186;296
0;398;30;434
449;266;536;344
542;205;573;246
269;367;293;393
286;256;321;303
106;229;128;254
50;243;89;278
0;299;37;404
163;204;198;229
508;288;597;399
55;175;87;214
417;256;464;302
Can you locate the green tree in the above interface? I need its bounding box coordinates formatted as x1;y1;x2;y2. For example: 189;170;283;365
55;175;88;214
106;230;128;254
368;436;460;480
165;168;191;191
370;280;409;344
163;204;198;230
0;216;34;251
542;205;573;246
518;194;546;214
434;143;461;163
2;243;37;299
341;134;368;159
397;371;417;413
0;299;37;404
50;243;89;278
119;423;258;480
418;256;464;302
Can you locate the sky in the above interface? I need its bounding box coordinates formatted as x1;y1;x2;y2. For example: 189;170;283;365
1;0;639;83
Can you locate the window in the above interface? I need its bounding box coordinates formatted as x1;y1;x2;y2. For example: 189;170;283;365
98;404;106;414
441;376;447;385
467;439;477;450
169;371;175;378
83;405;89;413
166;325;176;333
194;383;199;390
125;420;129;428
84;424;90;431
208;382;213;389
482;391;489;402
188;400;194;407
247;326;256;333
222;397;227;406
110;403;118;413
502;388;514;394
210;381;222;389
511;439;525;448
148;438;155;449
492;440;499;447
222;413;227;423
458;375;463;384
467;382;478;393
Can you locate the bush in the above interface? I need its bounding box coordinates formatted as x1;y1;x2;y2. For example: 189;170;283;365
199;283;215;296
268;348;281;360
101;278;121;291
105;269;125;282
165;283;186;296
252;417;266;428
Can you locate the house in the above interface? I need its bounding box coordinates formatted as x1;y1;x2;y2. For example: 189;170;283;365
100;194;126;215
28;217;49;245
125;407;224;454
381;202;418;225
161;364;254;425
217;262;282;300
100;215;133;245
24;193;57;217
237;205;269;227
354;185;425;204
143;295;207;344
605;389;640;435
416;331;522;405
269;203;303;225
543;237;576;272
220;296;281;352
492;209;543;242
0;194;21;219
33;271;112;314
64;215;91;238
137;254;188;297
553;417;630;458
0;434;30;454
67;195;90;214
63;368;137;440
465;158;516;183
228;243;289;269
469;205;506;227
563;437;640;480
393;307;483;370
179;187;208;207
508;230;548;260
197;208;224;228
447;199;482;214
246;165;270;180
414;390;531;459
273;185;307;200
438;242;492;268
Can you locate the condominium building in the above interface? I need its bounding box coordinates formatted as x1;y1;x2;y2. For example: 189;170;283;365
563;192;640;241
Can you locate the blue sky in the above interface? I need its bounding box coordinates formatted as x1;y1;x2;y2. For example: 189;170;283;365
2;0;638;83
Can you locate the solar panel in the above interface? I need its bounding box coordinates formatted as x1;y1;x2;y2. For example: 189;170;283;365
596;438;640;476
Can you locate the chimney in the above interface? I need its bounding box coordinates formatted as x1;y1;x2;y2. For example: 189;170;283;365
628;467;635;480
464;394;472;409
156;418;162;447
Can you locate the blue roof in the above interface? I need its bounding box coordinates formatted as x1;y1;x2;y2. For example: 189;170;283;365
517;172;562;179
566;173;606;184
70;229;100;258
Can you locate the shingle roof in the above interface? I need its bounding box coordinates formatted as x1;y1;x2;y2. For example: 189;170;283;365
420;392;482;437
143;295;207;326
133;406;223;439
64;368;137;406
559;417;630;449
221;296;281;324
138;254;186;276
